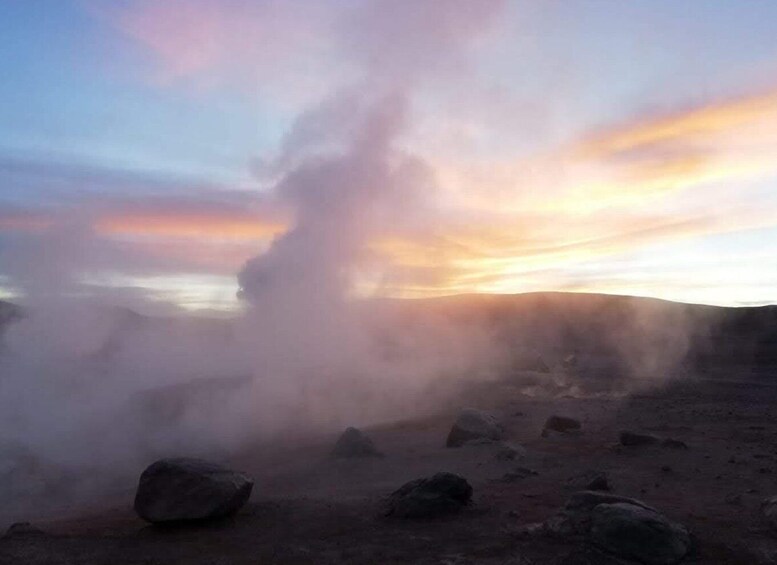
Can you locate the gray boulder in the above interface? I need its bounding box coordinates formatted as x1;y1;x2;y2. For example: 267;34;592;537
386;472;472;518
446;408;503;447
526;491;691;564
332;427;382;458
134;458;253;523
591;502;691;565
535;491;659;537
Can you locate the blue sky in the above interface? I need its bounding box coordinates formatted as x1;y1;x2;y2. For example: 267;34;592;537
1;0;777;311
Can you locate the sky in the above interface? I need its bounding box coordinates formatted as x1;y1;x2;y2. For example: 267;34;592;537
1;0;777;313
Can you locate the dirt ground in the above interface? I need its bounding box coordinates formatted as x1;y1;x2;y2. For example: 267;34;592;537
2;372;777;564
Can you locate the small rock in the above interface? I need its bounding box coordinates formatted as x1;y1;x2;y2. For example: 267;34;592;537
4;522;43;538
386;472;472;518
500;467;538;482
566;470;610;492
542;415;581;436
661;438;688;450
134;458;253;523
494;442;527;461
332;427;382;458
446;408;503;448
587;475;610;492
620;431;660;447
725;493;742;505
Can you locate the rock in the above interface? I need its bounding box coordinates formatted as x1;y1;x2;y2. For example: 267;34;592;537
332;427;382;458
543;415;581;436
565;491;655;514
619;431;660;446
494;442;527;461
762;496;777;531
590;502;691;565
514;354;550;373
134;458;253;523
500;467;538;482
386;472;472;518
587;475;610;492
4;522;43;538
724;493;742;505
540;491;657;537
529;490;691;564
661;438;689;450
445;408;503;447
567;471;610;492
461;437;497;447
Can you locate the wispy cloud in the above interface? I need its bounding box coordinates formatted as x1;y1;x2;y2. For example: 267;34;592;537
3;84;777;307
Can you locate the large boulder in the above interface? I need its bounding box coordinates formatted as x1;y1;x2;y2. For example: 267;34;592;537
386;472;472;518
134;458;253;523
521;491;691;564
332;427;382;458
543;491;656;536
590;502;691;565
446;408;503;447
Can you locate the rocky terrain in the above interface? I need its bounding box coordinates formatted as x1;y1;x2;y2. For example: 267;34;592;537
1;293;777;564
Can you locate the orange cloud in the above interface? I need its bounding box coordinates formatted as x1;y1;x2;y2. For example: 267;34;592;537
576;89;777;159
96;212;286;240
429;86;777;217
370;203;777;299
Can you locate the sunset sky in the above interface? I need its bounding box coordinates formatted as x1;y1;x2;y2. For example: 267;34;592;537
2;0;777;312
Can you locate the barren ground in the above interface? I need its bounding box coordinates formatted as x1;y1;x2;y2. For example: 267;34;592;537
3;373;777;564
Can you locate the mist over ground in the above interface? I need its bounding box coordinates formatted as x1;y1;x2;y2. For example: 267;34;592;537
2;286;775;525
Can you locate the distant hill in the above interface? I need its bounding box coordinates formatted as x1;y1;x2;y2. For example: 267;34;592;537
393;292;777;376
0;300;22;337
1;293;775;377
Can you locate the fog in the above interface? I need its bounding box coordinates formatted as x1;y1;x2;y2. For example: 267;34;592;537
0;0;710;521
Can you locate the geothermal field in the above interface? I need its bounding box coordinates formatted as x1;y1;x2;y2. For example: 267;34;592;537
1;293;777;564
3;1;777;564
